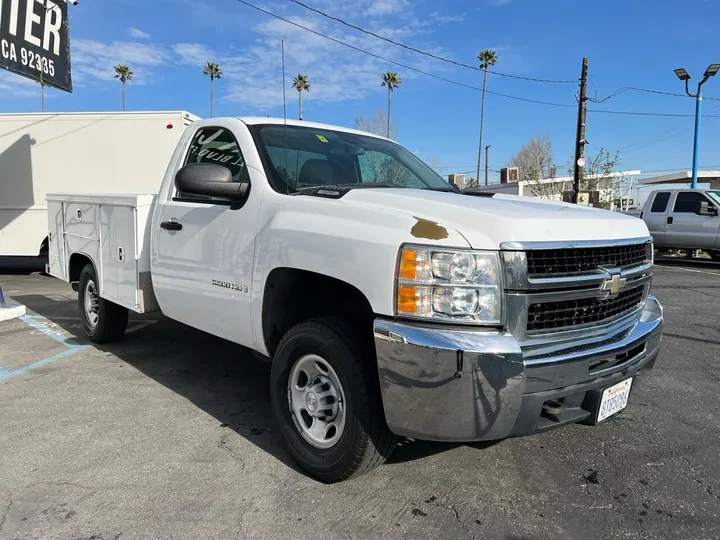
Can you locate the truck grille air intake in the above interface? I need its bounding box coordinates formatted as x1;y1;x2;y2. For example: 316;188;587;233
527;285;645;332
526;244;648;277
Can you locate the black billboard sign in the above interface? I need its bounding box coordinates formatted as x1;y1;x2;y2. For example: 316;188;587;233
0;0;72;92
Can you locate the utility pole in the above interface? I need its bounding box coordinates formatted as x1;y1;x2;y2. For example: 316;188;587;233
485;145;490;186
572;57;589;204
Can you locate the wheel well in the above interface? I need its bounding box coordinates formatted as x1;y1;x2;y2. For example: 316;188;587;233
262;268;376;357
69;253;94;283
39;236;49;256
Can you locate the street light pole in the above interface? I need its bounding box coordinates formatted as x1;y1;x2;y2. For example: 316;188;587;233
691;88;702;190
674;64;720;189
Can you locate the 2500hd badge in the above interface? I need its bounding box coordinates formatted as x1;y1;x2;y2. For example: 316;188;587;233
211;279;248;293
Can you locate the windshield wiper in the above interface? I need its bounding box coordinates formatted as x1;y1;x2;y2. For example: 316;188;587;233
292;182;399;198
423;186;460;193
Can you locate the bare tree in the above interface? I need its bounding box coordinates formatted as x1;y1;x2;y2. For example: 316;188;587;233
352;110;412;186
353;109;395;138
566;148;621;208
508;134;561;198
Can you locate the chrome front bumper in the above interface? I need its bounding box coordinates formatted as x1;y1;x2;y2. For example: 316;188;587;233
373;294;663;442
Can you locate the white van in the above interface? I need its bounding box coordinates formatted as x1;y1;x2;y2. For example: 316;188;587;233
0;111;199;261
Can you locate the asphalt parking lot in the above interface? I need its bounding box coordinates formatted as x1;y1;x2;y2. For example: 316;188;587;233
1;261;719;540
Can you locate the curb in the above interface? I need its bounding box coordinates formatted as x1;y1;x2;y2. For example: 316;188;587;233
0;304;27;322
0;285;27;322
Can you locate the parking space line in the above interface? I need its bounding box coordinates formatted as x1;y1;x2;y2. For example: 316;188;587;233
21;314;158;335
0;347;90;382
20;315;88;347
0;315;91;383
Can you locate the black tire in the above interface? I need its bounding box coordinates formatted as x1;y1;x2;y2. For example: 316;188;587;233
710;251;720;262
270;317;396;483
78;263;128;344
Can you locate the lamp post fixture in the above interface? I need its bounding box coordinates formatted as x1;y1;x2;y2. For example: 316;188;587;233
674;64;720;189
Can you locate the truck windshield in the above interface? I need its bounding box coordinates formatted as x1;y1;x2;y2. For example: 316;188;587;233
248;123;453;194
708;191;720;206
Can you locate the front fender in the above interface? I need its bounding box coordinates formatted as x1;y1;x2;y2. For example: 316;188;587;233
249;187;470;355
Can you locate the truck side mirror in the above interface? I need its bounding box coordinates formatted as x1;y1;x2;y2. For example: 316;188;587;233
697;201;718;216
174;163;249;201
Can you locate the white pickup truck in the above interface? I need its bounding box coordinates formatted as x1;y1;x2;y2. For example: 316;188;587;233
46;117;664;483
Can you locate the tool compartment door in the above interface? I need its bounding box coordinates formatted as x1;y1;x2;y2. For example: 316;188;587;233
100;205;139;310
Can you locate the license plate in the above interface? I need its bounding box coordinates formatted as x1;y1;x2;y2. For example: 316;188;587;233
597;377;633;422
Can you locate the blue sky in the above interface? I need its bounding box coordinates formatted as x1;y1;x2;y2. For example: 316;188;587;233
2;0;720;201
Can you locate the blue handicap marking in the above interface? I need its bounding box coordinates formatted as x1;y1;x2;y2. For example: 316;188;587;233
0;314;91;383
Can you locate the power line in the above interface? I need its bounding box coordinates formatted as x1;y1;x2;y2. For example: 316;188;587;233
287;0;576;84
234;0;577;107
588;85;720;103
236;0;720;118
619;105;720;153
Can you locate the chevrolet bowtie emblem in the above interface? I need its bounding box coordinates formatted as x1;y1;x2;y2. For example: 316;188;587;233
601;274;627;296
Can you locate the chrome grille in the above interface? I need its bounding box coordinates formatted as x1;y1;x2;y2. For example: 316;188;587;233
526;243;648;277
526;285;645;332
501;237;654;348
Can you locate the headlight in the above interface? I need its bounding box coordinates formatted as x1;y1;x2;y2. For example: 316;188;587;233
396;245;503;325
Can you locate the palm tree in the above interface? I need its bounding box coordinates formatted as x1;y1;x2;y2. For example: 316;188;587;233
476;49;498;185
113;64;134;111
291;74;311;120
381;71;401;138
203;62;223;118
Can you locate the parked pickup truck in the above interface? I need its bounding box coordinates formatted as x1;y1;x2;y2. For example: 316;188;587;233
640;188;720;260
46;117;664;483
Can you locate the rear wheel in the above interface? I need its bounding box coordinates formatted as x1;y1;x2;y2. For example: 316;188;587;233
78;263;128;343
270;317;396;483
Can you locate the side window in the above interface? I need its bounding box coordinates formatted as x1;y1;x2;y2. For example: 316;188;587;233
177;127;248;201
650;192;671;213
673;192;709;214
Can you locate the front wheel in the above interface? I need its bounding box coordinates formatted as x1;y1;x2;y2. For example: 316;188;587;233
270;318;396;483
78;263;128;343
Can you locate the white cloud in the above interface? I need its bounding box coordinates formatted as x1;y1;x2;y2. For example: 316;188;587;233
0;68;41;99
366;0;410;16
4;0;482;109
129;28;151;39
72;39;170;84
428;11;467;23
173;10;445;111
173;43;218;66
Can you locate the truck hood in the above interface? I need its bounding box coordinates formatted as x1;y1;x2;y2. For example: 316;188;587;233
341;189;650;250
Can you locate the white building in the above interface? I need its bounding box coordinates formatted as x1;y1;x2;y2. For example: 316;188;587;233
467;170;641;211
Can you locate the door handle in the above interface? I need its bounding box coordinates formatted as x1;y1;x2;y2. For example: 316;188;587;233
667;216;673;224
160;221;183;231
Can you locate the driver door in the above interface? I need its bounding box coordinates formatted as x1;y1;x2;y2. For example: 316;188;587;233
152;125;259;347
665;191;719;250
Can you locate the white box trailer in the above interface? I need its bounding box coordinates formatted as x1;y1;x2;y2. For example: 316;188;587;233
0;111;199;258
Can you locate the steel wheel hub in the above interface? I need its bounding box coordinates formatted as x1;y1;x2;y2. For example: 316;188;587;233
288;354;346;449
84;279;99;328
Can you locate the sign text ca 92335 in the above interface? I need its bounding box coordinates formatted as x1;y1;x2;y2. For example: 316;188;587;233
0;0;72;92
